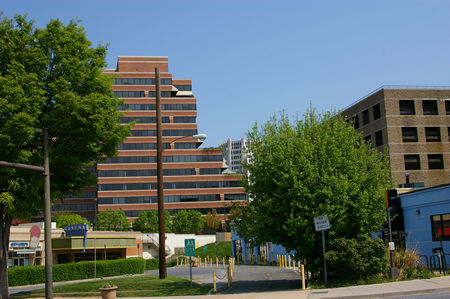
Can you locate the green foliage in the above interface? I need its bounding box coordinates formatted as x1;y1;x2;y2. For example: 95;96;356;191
171;210;205;234
96;209;129;231
132;210;171;233
144;258;177;270
205;209;222;232
194;241;231;260
232;109;393;282
54;211;89;228
8;258;145;286
326;235;388;282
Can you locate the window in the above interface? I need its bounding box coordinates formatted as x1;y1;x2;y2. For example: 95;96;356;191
375;130;383;146
113;91;145;98
402;127;418;142
428;154;444;169
373;103;381;120
431;214;450;241
352;115;359;129
422;100;438;115
364;135;371;143
425;127;441;142
404;155;420;170
362;109;370;125
446;100;450;115
399;100;415;115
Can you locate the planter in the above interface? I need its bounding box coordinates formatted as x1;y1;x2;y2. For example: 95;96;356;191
99;286;118;299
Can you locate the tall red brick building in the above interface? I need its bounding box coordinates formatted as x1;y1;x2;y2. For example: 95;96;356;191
97;56;247;220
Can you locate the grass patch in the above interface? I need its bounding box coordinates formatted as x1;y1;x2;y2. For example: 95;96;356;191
12;275;211;298
194;241;231;260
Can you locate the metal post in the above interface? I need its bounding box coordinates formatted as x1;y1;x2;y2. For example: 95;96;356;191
387;208;398;278
322;230;327;285
155;67;167;279
189;256;192;288
43;128;53;299
94;238;96;279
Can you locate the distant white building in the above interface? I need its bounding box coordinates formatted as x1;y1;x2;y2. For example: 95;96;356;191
220;138;249;175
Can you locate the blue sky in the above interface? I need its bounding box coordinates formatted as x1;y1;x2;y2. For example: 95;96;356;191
3;0;450;147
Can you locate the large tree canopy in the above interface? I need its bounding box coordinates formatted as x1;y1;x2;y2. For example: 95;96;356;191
96;210;130;231
0;14;130;297
132;210;172;233
171;210;205;234
232;109;392;282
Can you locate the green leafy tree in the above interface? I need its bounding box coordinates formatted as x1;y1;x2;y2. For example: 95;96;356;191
54;212;89;229
171;210;205;234
96;209;130;231
132;210;172;233
205;209;222;232
0;14;130;297
232;109;392;282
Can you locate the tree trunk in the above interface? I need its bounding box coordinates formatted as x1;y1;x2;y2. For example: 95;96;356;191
0;214;11;299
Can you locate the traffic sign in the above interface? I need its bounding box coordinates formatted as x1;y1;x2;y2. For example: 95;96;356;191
314;215;331;231
185;239;196;257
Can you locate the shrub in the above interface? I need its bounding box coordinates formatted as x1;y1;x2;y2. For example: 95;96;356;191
325;235;388;283
394;249;432;279
8;258;145;286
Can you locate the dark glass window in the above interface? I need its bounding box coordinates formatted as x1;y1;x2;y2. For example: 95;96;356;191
404;155;420;170
119;117;169;124
98;169;195;177
402;127;418;142
224;194;249;201
199;168;223;175
130;129;198;137
174;84;192;91
363;135;371;144
101;154;223;164
113;91;145;98
148;91;172;97
160;78;172;85
98;180;240;191
362;109;370;125
114;78;154;85
446;100;450;115
399;100;415;115
375;130;383;146
422;100;438;115
352;115;359;129
174;143;197;149
173;117;196;123
448;127;450;142
118;103;196;111
428;154;444;169
425;127;441;142
431;214;450;241
373;103;381;120
62;191;97;199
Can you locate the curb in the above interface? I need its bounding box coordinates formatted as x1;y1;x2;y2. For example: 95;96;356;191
310;286;450;299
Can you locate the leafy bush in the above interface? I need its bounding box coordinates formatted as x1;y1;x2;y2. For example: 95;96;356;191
144;257;178;270
394;249;432;279
325;235;388;283
8;258;145;286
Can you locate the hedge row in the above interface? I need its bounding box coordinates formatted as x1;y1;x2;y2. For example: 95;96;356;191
8;258;145;286
145;258;177;270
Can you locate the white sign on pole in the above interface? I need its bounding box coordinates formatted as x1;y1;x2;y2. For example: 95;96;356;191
314;215;331;231
389;242;395;251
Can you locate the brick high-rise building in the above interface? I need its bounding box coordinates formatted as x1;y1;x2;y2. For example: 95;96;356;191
94;56;248;221
341;86;450;188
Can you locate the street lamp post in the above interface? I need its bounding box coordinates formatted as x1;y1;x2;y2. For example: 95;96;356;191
154;68;206;279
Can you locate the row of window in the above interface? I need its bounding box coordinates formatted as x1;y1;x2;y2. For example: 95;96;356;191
120;116;197;124
52;204;96;211
98;168;223;177
101;154;223;164
364;130;384;147
98;180;241;191
98;194;222;204
114;78;173;85
130;129;198;137
402;127;449;142
113;91;190;98
353;103;381;129
174;84;192;91
124;207;232;217
404;154;445;170
62;191;97;199
118;104;196;111
400;99;450;115
117;142;197;150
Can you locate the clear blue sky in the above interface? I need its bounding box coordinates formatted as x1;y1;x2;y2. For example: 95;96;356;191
3;0;450;147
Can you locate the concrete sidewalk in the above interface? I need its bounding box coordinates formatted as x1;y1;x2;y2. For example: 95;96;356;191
308;275;450;298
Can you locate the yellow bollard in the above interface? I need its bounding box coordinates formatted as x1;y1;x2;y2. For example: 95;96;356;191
298;261;301;273
216;257;219;268
301;264;305;290
223;256;226;268
213;271;217;292
289;255;291;269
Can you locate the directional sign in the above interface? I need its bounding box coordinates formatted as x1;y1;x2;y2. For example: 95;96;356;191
185;239;196;257
314;215;331;231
